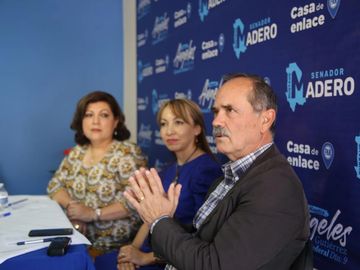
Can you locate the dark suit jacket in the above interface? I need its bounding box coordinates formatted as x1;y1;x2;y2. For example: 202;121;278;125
151;145;310;270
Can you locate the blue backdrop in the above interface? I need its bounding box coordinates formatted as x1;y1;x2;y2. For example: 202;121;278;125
136;0;360;269
0;0;124;194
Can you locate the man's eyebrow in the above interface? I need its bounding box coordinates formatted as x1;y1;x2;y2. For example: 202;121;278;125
211;104;232;110
221;104;232;109
220;104;237;111
221;104;240;113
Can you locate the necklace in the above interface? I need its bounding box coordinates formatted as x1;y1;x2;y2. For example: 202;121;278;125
172;147;198;184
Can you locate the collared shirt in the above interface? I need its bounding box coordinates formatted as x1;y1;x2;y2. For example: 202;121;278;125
193;142;273;229
165;143;273;270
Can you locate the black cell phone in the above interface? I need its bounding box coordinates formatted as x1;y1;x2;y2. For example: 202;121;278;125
47;237;71;256
28;228;73;237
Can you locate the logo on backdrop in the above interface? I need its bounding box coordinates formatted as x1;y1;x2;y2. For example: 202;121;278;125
155;54;170;74
152;12;169;45
289;3;325;33
174;2;192;28
327;0;341;19
198;0;226;22
198;0;208;22
206;135;218;154
138;124;152;148
154;158;169;172
286;140;321;170
137;0;151;20
152;89;169;115
198;78;222;113
218;33;225;52
321;142;335;169
137;96;149;111
232;18;247;59
289;1;340;33
173;40;197;74
286;62;306;112
233;17;278;60
201;33;225;60
355;135;360;179
155;130;166;145
137;29;148;47
286;140;336;170
285;63;355;112
138;60;153;83
174;89;192;100
309;205;352;265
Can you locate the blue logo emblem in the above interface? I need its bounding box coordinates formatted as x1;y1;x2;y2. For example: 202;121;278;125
151;89;169;114
138;124;152;148
173;40;196;74
218;33;225;53
138;60;143;82
152;89;158;115
137;60;153;83
198;79;220;113
155;159;169;172
187;3;192;19
198;0;209;22
285;62;306;112
137;0;151;20
355;135;360;179
152;13;169;45
327;0;341;19
321;142;335;169
232;18;247;59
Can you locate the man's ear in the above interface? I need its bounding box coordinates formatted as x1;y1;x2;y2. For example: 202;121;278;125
260;109;276;133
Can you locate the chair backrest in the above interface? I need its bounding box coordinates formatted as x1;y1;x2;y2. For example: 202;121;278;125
290;240;314;270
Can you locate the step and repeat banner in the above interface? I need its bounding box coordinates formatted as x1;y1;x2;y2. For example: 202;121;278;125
135;1;360;269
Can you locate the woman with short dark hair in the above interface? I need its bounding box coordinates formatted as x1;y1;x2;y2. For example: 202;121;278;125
47;91;147;256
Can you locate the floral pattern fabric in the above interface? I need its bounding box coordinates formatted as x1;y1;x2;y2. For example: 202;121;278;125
47;140;147;251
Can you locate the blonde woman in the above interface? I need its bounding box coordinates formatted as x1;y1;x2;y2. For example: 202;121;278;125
113;99;222;270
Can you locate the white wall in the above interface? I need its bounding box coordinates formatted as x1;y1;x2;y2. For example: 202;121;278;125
123;1;137;142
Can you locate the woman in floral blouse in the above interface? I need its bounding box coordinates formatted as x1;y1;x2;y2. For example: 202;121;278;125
47;91;147;255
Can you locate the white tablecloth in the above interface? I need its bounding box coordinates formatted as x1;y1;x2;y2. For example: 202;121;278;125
0;195;91;264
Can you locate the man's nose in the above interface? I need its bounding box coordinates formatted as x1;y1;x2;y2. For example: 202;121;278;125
212;111;223;127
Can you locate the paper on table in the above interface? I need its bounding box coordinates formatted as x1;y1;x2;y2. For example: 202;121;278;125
0;195;91;264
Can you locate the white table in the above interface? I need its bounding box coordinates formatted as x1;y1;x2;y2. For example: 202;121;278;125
0;195;91;264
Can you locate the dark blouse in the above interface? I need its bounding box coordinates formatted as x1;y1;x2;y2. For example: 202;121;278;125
139;153;223;270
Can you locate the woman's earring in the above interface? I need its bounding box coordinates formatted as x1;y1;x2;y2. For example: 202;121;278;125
114;130;118;136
